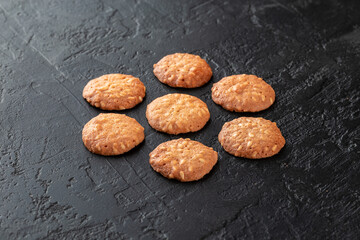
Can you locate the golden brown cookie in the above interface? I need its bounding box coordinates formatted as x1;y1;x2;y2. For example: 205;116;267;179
146;94;210;134
82;113;145;156
218;117;285;159
149;138;218;182
212;74;275;112
83;74;146;110
153;53;212;88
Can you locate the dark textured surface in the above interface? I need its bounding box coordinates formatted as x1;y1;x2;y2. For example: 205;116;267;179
0;0;359;239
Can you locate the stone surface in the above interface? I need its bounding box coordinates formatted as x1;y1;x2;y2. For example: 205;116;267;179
0;0;359;239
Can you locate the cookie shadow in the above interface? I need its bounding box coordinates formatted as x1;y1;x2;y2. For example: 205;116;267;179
83;95;147;116
166;118;213;140
90;139;147;160
154;160;219;185
220;143;288;164
209;97;278;120
156;75;215;95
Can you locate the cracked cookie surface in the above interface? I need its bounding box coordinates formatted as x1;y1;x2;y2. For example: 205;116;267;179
212;74;275;112
218;117;285;159
153;53;212;88
146;93;210;134
83;74;146;110
82;113;145;156
149;138;218;182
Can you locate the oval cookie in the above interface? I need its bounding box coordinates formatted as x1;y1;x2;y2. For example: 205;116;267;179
218;117;285;159
82;113;145;156
146;94;210;134
212;74;275;112
83;74;146;110
149;138;218;182
153;53;212;88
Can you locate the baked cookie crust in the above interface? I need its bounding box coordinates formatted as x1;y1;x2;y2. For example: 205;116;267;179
146;93;210;134
82;113;145;155
149;138;218;182
212;74;275;112
83;74;146;110
153;53;212;88
218;117;285;159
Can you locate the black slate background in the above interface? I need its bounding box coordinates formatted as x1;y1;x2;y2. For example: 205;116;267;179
0;0;359;239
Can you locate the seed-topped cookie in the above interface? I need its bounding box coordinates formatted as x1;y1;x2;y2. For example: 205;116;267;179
153;53;212;88
83;74;146;110
212;74;275;112
218;117;285;159
146;93;210;134
149;138;218;182
82;113;145;156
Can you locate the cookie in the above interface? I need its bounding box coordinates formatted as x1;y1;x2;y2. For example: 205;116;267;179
212;74;275;112
218;117;285;159
153;53;212;88
146;94;210;134
82;113;145;156
149;138;218;182
83;74;146;110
